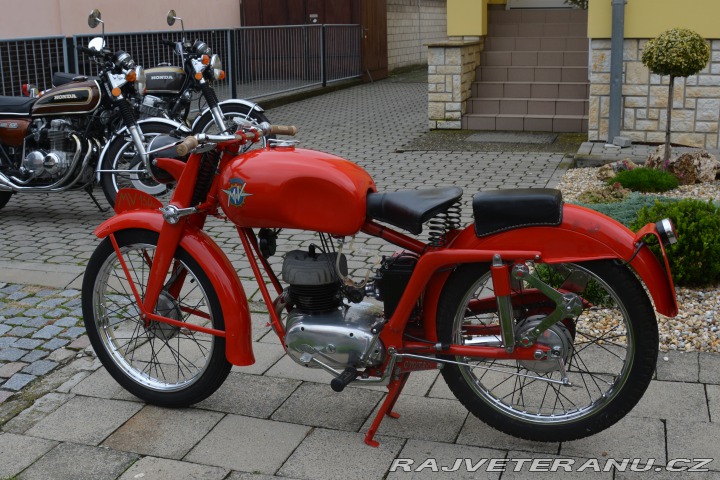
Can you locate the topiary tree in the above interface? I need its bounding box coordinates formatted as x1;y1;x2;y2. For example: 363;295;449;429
564;0;588;8
641;28;710;164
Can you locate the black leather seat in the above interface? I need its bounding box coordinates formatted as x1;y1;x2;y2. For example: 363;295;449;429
0;96;35;115
473;188;563;237
366;187;463;234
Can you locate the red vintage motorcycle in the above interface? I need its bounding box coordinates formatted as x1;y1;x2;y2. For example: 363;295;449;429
81;125;678;446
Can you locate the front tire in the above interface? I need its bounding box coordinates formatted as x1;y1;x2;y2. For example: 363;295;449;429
193;103;273;150
82;229;232;407
99;122;178;207
0;191;12;210
436;260;658;442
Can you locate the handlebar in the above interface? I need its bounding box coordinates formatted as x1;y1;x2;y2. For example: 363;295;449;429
268;125;298;136
161;39;177;47
174;124;298;156
77;45;102;57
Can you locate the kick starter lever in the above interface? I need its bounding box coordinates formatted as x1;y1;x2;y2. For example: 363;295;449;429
331;367;358;392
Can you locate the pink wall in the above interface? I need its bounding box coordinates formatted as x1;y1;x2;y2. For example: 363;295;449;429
2;0;241;38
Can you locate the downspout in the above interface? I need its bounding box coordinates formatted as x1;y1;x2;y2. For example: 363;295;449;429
607;0;627;144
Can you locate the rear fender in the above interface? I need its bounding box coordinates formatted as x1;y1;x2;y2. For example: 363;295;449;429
421;204;677;341
94;210;254;366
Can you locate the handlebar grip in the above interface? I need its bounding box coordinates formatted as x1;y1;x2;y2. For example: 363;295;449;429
77;45;96;56
176;136;199;156
161;39;176;47
268;125;298;136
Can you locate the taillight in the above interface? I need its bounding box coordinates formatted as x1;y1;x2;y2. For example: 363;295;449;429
656;218;677;246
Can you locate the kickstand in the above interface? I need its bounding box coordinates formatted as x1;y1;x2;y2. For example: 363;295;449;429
85;186;109;213
364;372;410;447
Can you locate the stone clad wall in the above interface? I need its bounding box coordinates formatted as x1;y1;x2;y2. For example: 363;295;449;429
589;38;720;149
428;39;483;129
387;0;448;71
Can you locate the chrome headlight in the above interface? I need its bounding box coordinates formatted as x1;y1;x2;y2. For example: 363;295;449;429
210;54;224;80
114;51;135;71
192;39;211;56
134;66;146;94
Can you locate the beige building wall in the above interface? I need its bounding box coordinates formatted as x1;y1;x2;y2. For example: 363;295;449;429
2;0;241;38
387;0;447;71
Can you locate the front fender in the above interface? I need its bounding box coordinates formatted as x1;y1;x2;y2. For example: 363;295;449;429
422;204;677;340
96;118;191;182
94;210;254;366
190;99;265;132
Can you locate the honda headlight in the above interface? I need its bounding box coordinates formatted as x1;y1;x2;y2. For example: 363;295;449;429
210;54;224;81
134;66;146;94
114;51;135;71
192;39;211;56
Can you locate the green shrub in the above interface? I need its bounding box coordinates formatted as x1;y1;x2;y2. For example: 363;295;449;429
576;192;675;227
611;168;679;193
631;199;720;287
577;183;630;204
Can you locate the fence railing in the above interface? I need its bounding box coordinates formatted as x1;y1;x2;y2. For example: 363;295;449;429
0;24;362;101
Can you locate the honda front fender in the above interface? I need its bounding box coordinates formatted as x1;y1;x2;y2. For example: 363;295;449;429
190;99;265;132
94;210;254;366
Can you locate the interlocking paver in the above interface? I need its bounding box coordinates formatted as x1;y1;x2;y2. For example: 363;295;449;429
18;442;138;480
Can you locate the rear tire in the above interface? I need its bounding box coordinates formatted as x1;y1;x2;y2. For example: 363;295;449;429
436;260;658;442
82;229;231;407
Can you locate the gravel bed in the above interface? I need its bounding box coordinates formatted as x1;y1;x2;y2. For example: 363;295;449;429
558;167;720;353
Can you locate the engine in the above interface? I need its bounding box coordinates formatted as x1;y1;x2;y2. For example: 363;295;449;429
22;119;81;180
280;248;387;370
136;94;168;119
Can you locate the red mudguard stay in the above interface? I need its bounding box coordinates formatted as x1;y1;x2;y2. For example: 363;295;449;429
421;204;678;341
93;209;255;367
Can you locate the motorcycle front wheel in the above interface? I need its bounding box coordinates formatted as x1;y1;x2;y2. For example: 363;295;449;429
0;191;12;210
82;229;232;407
99;121;178;207
436;260;658;442
192;103;273;149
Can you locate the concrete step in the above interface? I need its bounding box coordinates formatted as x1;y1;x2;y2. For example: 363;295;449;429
488;8;588;25
462;113;588;133
471;81;589;100
484;36;589;52
478;66;588;83
487;21;587;38
468;97;589;116
481;50;588;67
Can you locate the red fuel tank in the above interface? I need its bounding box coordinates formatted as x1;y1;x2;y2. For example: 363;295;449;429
218;146;376;236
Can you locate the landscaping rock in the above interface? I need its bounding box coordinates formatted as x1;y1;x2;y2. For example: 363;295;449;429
646;145;719;184
596;159;639;181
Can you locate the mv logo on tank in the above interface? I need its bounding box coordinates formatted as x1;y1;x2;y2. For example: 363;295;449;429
223;177;252;207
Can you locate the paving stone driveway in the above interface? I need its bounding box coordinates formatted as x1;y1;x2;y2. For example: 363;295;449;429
2;73;718;479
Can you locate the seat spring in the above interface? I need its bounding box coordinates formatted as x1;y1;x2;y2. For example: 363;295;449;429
427;200;462;247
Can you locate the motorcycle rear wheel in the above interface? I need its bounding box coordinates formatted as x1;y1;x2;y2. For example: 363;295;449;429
82;229;231;407
436;260;658;442
99;122;178;207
